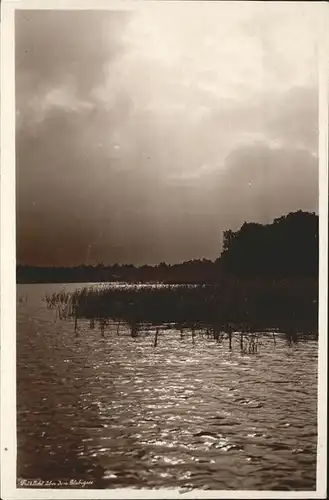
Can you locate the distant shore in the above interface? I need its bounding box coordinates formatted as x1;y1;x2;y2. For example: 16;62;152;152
17;211;318;285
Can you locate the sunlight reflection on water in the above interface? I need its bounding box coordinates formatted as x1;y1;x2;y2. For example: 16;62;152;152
17;283;318;491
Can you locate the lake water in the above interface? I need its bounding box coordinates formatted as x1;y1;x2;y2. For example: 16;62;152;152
17;283;318;491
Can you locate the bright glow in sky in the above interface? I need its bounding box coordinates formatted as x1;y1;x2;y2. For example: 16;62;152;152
16;3;321;266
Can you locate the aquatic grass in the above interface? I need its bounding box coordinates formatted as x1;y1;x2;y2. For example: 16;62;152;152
45;279;318;335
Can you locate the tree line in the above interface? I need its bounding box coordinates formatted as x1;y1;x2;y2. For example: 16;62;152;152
219;210;318;279
17;210;318;284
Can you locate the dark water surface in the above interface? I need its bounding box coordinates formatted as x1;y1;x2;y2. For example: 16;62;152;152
17;283;318;490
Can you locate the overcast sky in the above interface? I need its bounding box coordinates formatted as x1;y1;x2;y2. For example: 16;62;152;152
16;3;319;266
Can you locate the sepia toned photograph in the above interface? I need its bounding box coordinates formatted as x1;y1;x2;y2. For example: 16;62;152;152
1;0;328;498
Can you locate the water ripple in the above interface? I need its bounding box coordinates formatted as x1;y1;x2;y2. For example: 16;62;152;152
17;284;318;491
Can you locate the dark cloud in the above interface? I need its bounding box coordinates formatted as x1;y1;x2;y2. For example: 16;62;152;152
266;87;318;151
16;10;130;101
15;10;319;266
17;137;318;266
216;143;318;232
208;86;318;153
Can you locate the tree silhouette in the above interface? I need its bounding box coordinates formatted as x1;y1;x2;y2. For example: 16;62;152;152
220;210;318;279
17;211;318;284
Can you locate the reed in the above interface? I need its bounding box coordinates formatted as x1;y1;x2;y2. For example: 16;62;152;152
45;279;318;335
